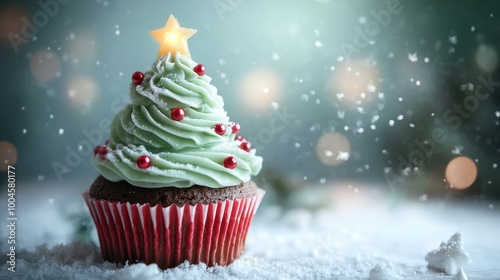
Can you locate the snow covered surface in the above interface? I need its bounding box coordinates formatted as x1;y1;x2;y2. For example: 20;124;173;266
1;183;500;279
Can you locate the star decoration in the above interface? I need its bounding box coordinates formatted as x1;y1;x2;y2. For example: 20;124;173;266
150;14;197;58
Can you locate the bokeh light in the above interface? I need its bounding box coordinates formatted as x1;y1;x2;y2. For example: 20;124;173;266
0;141;18;171
316;132;351;166
30;49;61;82
66;32;98;64
66;75;98;107
327;59;379;106
475;45;498;73
445;156;477;190
0;4;28;44
239;68;282;111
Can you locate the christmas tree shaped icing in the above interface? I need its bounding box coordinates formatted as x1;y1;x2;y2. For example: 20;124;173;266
92;15;262;188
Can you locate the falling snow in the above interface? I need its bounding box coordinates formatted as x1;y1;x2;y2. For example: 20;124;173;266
367;84;376;93
408;53;418;62
272;53;280;61
337;151;350;161
451;146;464;155
449;35;458;44
461;83;474;91
58;129;64;135
270;102;280;110
389;120;395;126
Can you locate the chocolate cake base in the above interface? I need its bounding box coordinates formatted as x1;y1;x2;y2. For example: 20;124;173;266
88;175;257;207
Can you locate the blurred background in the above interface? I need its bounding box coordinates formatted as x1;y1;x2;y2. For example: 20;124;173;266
0;0;499;247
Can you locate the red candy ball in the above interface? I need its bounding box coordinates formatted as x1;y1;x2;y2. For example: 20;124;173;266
171;107;185;121
214;123;226;135
132;71;144;84
98;146;108;160
235;135;246;142
224;156;237;169
231;122;240;134
137;155;151;169
193;64;205;76
93;146;101;156
239;142;251;152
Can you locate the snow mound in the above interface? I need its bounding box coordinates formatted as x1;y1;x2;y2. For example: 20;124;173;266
368;263;401;280
425;232;471;275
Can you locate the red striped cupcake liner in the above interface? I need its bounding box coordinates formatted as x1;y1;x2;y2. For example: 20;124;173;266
83;189;264;269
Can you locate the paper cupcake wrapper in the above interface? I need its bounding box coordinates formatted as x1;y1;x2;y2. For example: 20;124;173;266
83;189;264;269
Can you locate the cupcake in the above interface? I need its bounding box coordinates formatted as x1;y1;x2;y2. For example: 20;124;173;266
83;15;264;269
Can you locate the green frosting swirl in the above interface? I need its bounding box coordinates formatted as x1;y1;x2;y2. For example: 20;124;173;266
93;53;262;188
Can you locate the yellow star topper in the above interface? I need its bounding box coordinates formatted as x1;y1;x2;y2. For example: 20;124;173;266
150;14;197;58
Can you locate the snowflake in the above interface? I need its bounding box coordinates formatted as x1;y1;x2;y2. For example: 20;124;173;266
495;111;500;118
337;110;345;119
336;151;350;161
460;83;474;91
402;167;412;176
336;93;344;101
451;145;463;155
448;35;458;45
367;83;376;93
408;53;418;62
